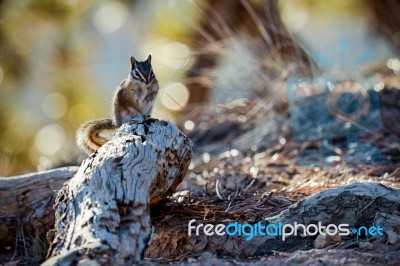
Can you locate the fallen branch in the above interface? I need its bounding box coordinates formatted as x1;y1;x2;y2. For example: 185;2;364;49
0;167;79;247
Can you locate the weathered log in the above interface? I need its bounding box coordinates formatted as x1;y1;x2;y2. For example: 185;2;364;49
269;182;400;226
43;117;192;265
147;182;400;258
0;167;78;248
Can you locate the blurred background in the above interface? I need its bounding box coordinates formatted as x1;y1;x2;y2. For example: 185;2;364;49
0;0;399;176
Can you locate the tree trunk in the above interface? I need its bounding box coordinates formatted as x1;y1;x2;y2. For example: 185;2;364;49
43;116;192;265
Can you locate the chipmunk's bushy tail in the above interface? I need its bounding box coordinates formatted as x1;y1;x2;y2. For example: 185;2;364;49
76;119;116;155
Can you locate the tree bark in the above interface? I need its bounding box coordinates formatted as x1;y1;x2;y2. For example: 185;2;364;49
43;117;192;265
0;166;79;249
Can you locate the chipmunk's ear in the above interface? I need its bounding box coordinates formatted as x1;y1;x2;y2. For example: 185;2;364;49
130;56;137;69
146;54;152;64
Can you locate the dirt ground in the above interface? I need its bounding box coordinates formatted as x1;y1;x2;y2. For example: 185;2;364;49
145;85;400;265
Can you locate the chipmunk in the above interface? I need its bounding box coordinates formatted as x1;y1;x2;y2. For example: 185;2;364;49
76;55;159;155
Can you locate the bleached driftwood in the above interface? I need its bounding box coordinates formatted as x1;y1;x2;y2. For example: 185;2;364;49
0;167;78;246
43;117;192;265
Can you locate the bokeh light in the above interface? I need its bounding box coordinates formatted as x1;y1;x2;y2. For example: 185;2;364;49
37;156;53;171
160;83;190;111
202;152;210;163
184;120;195;131
42;93;68;119
93;2;128;34
162;42;190;69
34;124;66;156
387;58;400;72
280;2;309;32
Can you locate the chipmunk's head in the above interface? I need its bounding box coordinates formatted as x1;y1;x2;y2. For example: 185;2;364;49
129;55;156;85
